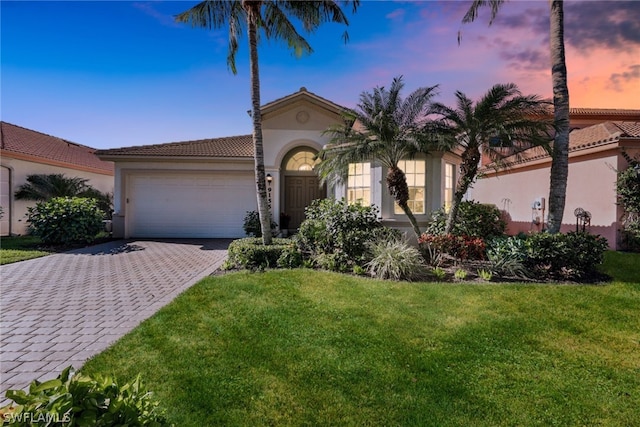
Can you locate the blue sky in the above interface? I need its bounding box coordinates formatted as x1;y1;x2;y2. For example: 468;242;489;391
2;1;639;149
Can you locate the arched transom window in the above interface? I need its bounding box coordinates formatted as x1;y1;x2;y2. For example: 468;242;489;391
285;149;318;171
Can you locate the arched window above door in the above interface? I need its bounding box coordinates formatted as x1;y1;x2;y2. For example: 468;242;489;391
285;149;318;171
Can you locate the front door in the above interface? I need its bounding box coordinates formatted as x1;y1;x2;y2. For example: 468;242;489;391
284;176;324;229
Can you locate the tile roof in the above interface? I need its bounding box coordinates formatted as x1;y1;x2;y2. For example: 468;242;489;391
1;122;114;174
569;108;640;117
487;121;640;168
95;134;254;158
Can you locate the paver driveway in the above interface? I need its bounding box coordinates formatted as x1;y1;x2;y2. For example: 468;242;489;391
0;239;230;402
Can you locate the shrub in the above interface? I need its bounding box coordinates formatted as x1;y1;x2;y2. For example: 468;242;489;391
276;246;304;269
26;197;104;245
478;269;493;281
366;239;427;281
486;235;531;279
418;233;486;261
296;199;383;271
0;366;171;426
242;211;277;238
524;232;609;280
454;269;468;280
227;237;295;270
616;165;640;251
425;200;506;240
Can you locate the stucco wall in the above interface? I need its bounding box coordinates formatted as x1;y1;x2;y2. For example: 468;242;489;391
0;157;114;235
470;148;622;248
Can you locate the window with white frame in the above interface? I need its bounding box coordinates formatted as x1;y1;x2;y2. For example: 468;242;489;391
394;160;425;214
347;162;371;205
444;163;455;212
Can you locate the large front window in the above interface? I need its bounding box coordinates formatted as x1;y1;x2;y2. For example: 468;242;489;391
394;160;425;214
347;162;371;205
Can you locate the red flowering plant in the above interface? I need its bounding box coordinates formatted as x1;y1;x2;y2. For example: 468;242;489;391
418;233;486;261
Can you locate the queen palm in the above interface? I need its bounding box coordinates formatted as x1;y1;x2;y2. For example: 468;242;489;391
428;83;551;234
316;76;439;239
176;1;358;245
462;0;570;233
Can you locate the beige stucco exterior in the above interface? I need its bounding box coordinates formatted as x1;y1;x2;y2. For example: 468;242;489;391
470;143;639;249
0;156;114;236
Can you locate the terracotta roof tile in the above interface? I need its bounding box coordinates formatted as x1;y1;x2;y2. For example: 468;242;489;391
1;122;114;174
569;108;640;116
95;134;254;158
485;121;640;168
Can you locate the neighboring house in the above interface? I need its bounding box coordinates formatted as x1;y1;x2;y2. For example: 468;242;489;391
0;122;115;236
470;109;640;249
97;88;462;239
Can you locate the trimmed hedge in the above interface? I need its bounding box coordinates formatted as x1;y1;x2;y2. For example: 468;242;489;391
227;238;296;270
426;200;506;240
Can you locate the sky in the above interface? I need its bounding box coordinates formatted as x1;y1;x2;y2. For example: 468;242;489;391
2;0;639;150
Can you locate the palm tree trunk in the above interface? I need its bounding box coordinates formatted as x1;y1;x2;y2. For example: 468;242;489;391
546;0;570;234
386;166;422;239
246;3;272;245
445;146;481;234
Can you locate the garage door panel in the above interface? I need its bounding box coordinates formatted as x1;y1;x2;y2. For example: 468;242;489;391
129;173;256;238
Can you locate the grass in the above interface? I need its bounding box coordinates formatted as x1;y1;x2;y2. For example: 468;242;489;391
81;255;640;426
0;233;113;265
0;235;54;264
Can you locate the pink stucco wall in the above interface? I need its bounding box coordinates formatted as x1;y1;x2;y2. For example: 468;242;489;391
470;148;625;249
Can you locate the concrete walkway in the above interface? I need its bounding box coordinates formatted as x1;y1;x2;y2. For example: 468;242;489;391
0;239;229;402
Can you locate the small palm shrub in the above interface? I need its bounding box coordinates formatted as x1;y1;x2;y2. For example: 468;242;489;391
242;211;277;237
426;200;506;240
366;239;427;281
616;165;640;251
0;366;171;426
295;199;383;271
227;237;295;270
26;197;104;245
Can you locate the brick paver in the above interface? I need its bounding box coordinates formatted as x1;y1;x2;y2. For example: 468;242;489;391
0;239;229;403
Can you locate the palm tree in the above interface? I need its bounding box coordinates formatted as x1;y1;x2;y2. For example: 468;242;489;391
176;1;359;245
15;174;113;218
15;174;90;201
462;0;570;233
428;83;551;234
316;76;439;239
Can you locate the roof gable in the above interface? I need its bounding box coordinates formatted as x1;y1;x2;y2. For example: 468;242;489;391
1;122;114;175
261;87;346;118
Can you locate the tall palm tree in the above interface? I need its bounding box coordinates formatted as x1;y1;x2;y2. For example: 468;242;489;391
462;0;570;233
428;83;551;234
458;0;570;233
316;76;439;239
176;1;359;245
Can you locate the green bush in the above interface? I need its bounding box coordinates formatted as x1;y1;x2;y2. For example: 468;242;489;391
366;239;427;281
616;165;640;250
295;199;383;271
418;233;486;260
26;197;104;245
0;366;171;426
426;200;506;240
228;237;295;270
242;211;277;238
486;235;531;279
524;232;609;281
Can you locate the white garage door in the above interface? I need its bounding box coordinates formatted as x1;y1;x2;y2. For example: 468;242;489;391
128;172;256;238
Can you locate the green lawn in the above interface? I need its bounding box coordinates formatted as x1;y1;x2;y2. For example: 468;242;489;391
0;236;54;264
81;255;640;426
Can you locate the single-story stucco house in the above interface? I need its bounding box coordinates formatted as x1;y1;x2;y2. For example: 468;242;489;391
0;122;115;236
96;88;463;239
469;109;640;249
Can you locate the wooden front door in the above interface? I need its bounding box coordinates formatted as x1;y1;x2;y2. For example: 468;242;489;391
284;176;325;229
